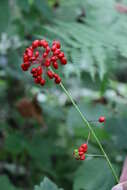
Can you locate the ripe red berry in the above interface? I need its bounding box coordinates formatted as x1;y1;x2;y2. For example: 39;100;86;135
51;56;57;62
81;144;88;152
78;147;84;153
51;45;57;52
37;76;42;82
32;40;39;48
40;40;48;48
34;78;40;84
45;59;51;67
55;76;61;84
53;40;61;48
46;46;50;53
33;72;38;78
98;116;105;123
53;62;58;69
79;151;84;156
40;78;45;86
47;70;54;79
53;73;59;79
60;57;67;65
58;52;64;58
53;49;61;55
21;63;28;71
37;66;43;75
31;68;37;74
80;154;85;160
27;49;33;57
43;52;48;58
29;56;36;62
35;51;39;58
25;62;30;67
23;54;29;62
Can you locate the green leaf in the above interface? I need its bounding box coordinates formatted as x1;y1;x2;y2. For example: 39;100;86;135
0;175;21;190
34;0;53;19
34;177;63;190
5;133;26;155
73;159;117;190
0;0;10;34
105;118;127;150
16;0;30;12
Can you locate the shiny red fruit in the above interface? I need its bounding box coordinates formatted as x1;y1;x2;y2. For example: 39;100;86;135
98;116;105;123
80;154;85;160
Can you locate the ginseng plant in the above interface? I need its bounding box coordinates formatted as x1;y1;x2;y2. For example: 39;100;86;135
21;39;119;183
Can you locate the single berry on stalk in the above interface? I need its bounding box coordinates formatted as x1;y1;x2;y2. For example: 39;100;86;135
98;116;105;123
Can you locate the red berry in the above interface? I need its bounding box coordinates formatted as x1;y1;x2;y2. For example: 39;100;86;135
58;52;64;58
21;63;28;71
25;62;30;67
53;73;59;79
27;49;33;57
99;116;105;123
78;147;84;153
51;56;57;62
32;40;39;48
46;46;50;53
53;49;61;55
43;52;48;58
37;66;43;75
45;59;51;67
35;51;39;57
53;62;58;69
40;79;45;86
60;57;67;65
34;78;40;84
37;76;42;82
29;46;33;50
23;54;29;62
29;56;36;62
80;154;85;160
40;40;48;48
31;68;37;74
51;45;57;52
81;144;88;152
79;152;84;156
55;76;61;84
53;40;61;48
32;72;38;77
47;70;54;79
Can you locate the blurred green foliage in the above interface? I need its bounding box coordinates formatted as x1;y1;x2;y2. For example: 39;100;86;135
0;0;127;189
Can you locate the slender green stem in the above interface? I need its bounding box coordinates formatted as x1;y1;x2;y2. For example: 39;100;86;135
86;154;105;157
86;131;91;144
60;82;119;183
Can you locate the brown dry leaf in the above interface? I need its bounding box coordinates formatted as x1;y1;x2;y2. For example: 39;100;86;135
16;96;44;126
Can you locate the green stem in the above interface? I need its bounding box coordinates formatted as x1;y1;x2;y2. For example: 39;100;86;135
60;82;119;183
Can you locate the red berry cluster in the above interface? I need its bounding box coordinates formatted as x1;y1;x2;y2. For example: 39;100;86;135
98;116;105;123
73;143;88;161
21;39;67;86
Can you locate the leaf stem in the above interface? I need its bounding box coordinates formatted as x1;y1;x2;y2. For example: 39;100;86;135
60;82;119;183
86;154;105;157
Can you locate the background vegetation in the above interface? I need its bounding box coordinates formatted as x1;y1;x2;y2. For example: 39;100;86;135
0;0;127;189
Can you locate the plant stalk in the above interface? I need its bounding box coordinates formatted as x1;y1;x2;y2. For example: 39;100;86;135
60;82;119;183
